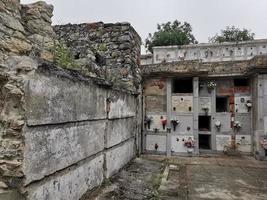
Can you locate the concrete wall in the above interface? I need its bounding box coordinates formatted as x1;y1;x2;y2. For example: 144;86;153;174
141;54;153;65
20;65;140;200
143;77;254;155
253;74;267;160
152;40;267;64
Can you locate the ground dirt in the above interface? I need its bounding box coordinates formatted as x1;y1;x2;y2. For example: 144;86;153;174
81;155;267;200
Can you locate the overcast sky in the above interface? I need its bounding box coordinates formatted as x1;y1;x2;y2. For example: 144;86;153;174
21;0;267;53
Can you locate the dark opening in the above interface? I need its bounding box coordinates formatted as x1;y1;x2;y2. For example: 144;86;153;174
172;79;193;93
216;97;229;112
265;149;267;157
95;53;106;66
234;79;249;87
74;53;80;59
199;134;211;150
199;116;211;131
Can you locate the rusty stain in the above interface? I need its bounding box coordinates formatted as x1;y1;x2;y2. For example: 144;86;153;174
150;79;166;89
217;88;234;95
234;86;250;93
229;96;235;104
229;104;235;113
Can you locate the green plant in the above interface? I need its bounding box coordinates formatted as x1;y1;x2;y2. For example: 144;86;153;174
53;42;78;69
209;26;255;43
98;43;108;52
145;20;198;53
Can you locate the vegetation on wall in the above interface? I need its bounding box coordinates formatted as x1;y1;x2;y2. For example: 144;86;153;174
145;20;198;53
209;26;255;43
53;42;78;69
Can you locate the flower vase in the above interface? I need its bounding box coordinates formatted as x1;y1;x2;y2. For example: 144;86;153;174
187;147;193;153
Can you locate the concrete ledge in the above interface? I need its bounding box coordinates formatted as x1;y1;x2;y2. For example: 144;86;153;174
26;154;104;200
23;121;105;185
105;139;135;178
106;118;134;148
25;72;107;126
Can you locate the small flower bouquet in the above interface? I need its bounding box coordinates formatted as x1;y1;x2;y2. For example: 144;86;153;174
171;119;180;131
233;121;241;130
260;138;267;149
161;119;167;130
144;116;153;129
202;106;209;114
207;81;216;89
184;137;195;148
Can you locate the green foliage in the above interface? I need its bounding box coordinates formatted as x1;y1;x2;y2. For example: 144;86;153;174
145;20;198;53
98;43;107;52
209;26;255;43
53;43;78;69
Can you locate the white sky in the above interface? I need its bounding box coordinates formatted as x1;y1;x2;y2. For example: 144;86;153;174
21;0;267;53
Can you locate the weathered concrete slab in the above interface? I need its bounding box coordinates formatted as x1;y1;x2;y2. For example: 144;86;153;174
215;113;231;133
235;96;251;113
146;135;167;152
143;79;167;96
105;139;135;178
23;121;105;184
106;118;134;148
171;114;193;134
25;73;107;126
108;91;136;119
235;113;252;135
146;114;167;132
216;135;231;151
27;155;104;200
172;95;193;113
171;135;194;153
199;97;211;115
236;135;252;153
145;95;166;112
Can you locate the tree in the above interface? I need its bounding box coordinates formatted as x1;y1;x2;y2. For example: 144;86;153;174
145;20;198;53
209;26;255;43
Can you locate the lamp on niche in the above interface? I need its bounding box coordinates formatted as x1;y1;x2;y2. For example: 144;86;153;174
160;116;167;130
202;106;209;115
144;116;153;129
215;121;221;131
246;100;252;112
171;119;180;131
154;143;158;151
233;121;241;130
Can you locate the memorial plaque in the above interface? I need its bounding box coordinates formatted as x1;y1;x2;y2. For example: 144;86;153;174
216;135;231;151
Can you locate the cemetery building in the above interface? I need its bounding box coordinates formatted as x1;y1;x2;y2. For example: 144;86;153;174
141;40;267;159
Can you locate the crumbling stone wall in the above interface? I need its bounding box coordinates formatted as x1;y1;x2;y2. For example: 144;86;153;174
0;1;142;199
53;22;142;91
0;0;55;62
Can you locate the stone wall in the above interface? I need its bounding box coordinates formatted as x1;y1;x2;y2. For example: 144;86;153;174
53;22;142;91
0;1;141;199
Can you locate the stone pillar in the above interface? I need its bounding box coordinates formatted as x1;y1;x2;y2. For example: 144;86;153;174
166;78;172;156
193;77;199;154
